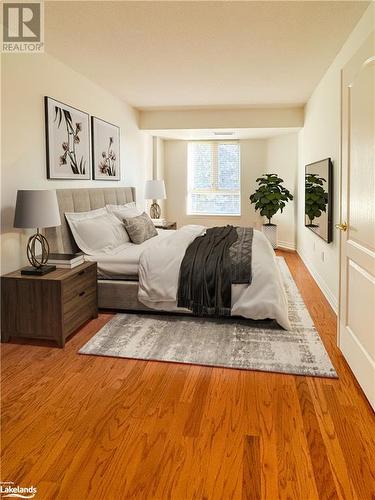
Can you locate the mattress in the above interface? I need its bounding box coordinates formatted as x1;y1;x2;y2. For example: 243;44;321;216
85;229;175;279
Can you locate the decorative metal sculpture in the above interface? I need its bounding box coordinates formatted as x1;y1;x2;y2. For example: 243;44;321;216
26;229;50;268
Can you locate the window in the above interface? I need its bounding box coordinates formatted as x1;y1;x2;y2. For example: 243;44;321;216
187;141;241;216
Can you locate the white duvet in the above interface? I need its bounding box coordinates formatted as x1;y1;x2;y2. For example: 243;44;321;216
138;225;290;330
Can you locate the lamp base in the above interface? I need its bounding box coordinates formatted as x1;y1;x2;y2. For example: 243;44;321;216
21;265;56;276
150;201;161;219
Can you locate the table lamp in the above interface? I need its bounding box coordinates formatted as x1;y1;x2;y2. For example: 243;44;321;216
144;180;166;219
14;189;61;275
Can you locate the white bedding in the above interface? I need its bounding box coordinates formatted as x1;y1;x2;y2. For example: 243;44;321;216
138;225;290;330
85;229;175;278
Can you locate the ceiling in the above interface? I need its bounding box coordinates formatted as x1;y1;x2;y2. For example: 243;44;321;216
45;1;368;108
148;127;301;141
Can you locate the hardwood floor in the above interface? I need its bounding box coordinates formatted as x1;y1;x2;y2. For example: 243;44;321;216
1;251;374;499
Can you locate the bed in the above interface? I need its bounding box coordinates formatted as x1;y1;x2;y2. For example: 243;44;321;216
46;187;290;329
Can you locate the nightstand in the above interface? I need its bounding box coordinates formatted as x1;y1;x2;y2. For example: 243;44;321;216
1;261;98;347
154;222;177;230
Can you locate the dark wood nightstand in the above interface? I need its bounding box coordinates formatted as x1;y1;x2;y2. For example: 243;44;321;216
1;261;98;347
154;222;177;230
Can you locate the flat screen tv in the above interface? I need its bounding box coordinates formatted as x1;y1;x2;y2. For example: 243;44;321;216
305;158;333;243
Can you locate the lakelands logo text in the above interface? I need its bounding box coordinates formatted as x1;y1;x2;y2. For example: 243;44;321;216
2;2;44;53
0;482;37;499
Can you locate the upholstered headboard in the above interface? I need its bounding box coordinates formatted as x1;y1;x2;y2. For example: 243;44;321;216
45;187;136;254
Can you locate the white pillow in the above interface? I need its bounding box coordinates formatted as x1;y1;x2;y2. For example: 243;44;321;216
65;207;130;255
106;202;142;221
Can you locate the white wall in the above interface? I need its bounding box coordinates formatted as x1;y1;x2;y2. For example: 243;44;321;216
1;52;152;274
149;136;166;216
266;133;298;250
164;135;298;247
297;5;374;312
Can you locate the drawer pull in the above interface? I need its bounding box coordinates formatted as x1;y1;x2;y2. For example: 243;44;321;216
78;270;85;276
79;291;85;297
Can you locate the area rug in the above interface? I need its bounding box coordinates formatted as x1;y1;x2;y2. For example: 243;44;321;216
79;258;337;377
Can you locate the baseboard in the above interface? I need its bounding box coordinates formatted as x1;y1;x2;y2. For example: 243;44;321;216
277;240;296;251
297;250;338;314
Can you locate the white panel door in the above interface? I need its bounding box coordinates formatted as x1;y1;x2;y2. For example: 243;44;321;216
340;33;375;410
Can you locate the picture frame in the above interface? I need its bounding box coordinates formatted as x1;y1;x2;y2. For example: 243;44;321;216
45;97;91;180
305;158;333;243
91;116;121;180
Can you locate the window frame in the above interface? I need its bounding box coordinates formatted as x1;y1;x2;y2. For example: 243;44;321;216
187;140;241;217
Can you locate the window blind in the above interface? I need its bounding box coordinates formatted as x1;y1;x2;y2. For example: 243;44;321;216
187;141;241;216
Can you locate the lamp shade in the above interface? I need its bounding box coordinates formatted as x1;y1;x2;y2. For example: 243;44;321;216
144;180;166;200
14;190;61;229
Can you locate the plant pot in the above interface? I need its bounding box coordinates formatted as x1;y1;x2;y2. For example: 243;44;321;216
262;224;277;249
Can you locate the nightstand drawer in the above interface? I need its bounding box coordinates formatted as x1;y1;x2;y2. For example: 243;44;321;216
63;288;97;336
63;283;97;309
63;266;97;304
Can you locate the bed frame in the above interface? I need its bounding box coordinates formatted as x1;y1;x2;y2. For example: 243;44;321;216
45;187;156;312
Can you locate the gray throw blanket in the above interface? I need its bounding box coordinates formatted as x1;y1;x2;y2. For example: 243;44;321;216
177;226;254;317
230;227;254;284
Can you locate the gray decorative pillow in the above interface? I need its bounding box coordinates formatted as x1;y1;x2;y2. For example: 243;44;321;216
123;212;158;244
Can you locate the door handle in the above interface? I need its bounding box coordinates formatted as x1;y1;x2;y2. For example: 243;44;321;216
335;222;348;232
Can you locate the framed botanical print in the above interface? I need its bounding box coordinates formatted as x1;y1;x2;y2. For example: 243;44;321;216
91;116;121;180
45;97;91;180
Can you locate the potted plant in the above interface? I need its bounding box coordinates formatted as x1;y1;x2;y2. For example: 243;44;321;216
305;173;328;227
249;173;293;248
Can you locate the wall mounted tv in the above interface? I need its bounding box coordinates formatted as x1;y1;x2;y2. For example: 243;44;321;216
305;158;333;243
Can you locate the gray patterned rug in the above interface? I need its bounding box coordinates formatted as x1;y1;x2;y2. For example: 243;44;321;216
79;258;337;378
